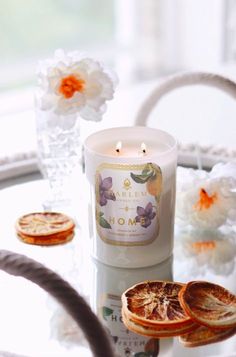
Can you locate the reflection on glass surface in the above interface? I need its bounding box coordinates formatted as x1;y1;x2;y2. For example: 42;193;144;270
0;179;235;356
175;227;236;277
172;226;236;357
91;256;173;357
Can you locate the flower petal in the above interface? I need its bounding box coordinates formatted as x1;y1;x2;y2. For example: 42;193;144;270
101;177;113;190
137;206;146;216
37;51;117;120
104;190;116;201
145;202;153;215
176;163;236;229
99;194;107;206
55;92;86;115
87;71;115;100
79;105;104;122
141;218;151;228
149;212;156;220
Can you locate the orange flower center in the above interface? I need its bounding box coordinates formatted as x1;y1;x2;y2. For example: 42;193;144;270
58;75;85;99
194;188;217;211
191;240;216;253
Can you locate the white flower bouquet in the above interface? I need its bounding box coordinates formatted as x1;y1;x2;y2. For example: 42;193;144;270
176;162;236;229
37;49;117;121
35;49;117;208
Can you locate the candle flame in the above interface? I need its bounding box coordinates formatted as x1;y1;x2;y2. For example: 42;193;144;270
116;141;122;154
141;142;146;154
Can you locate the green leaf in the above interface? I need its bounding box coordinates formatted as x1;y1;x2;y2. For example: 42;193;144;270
142;168;152;175
99;216;112;229
102;306;113;320
130;172;152;184
99;211;104;217
142;163;153;175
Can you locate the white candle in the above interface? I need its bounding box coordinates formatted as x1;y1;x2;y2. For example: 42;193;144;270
84;126;177;268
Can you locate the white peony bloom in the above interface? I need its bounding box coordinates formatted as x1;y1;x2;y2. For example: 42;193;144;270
37;49;118;121
175;228;236;276
176;163;236;229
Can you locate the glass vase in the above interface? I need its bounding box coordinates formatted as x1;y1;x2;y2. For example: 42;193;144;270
35;106;83;213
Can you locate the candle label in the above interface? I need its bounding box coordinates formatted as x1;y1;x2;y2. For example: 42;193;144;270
99;293;160;356
95;163;162;246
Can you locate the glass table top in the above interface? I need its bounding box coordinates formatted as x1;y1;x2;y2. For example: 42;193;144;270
0;179;235;357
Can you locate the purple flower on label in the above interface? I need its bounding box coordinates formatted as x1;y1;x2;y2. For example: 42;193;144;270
135;202;156;228
97;174;116;206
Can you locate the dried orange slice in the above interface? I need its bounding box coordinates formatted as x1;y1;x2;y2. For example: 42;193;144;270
17;229;75;246
122;281;193;330
179;325;236;347
16;212;75;236
179;281;236;329
16;212;75;246
122;309;198;338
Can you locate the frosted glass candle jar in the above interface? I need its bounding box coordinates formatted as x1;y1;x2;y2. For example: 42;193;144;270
84;126;177;268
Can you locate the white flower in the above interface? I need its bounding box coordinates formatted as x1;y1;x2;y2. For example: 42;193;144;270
50;304;88;348
175;228;236;276
37;49;117;121
176;163;236;229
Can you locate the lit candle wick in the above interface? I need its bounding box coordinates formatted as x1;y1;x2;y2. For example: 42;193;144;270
116;141;122;154
141;142;146;155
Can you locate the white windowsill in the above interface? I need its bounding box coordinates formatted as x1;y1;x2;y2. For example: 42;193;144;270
0;75;235;181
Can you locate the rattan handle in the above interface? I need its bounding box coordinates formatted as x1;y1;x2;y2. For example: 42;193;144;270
0;250;116;357
135;71;236;125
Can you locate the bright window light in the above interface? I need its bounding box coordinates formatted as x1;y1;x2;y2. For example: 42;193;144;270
0;0;115;91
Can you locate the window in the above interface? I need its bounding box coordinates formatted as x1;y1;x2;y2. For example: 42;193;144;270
0;0;114;92
0;0;235;181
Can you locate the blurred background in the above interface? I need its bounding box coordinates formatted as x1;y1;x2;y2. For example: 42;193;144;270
0;0;235;183
1;0;236;92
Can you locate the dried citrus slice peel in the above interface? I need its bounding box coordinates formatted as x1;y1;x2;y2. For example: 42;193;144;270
179;325;236;348
16;212;75;236
122;281;194;330
17;229;75;246
122;308;198;338
16;212;75;246
179;281;236;329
